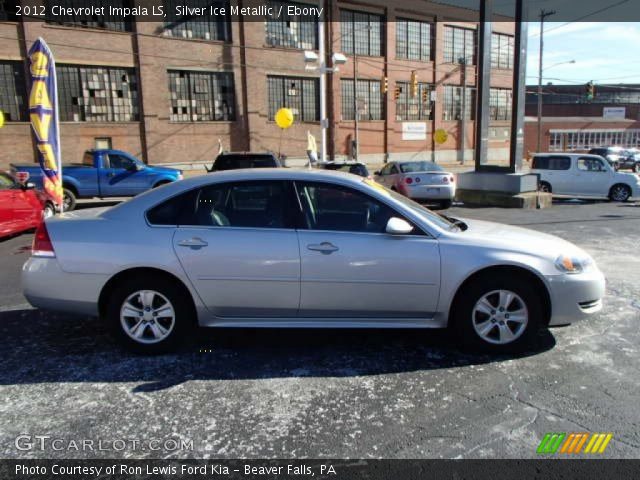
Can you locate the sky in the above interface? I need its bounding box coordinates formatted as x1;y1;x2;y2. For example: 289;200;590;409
525;22;640;86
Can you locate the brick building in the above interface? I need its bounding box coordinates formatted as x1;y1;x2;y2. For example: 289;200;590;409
524;84;640;154
0;0;517;170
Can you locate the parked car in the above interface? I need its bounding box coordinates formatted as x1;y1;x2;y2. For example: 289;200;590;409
23;169;605;354
617;148;640;172
315;161;371;178
11;149;183;211
531;153;640;201
588;146;627;169
206;152;282;172
0;170;53;239
374;160;456;209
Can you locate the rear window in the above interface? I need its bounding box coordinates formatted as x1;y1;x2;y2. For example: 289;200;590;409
532;156;571;170
213;155;277;171
399;161;443;173
323;164;369;177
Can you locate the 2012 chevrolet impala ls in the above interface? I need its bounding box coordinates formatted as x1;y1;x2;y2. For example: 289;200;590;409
22;169;605;354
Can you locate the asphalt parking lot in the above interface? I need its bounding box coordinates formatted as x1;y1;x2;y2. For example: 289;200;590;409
1;199;639;459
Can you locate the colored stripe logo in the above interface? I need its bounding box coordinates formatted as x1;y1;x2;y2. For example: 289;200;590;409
537;433;613;454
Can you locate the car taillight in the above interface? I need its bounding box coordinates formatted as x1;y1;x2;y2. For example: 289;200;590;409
405;177;413;185
415;177;421;183
442;176;450;184
32;222;55;258
450;176;455;183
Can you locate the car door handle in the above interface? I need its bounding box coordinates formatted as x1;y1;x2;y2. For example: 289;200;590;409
178;237;208;248
307;242;339;254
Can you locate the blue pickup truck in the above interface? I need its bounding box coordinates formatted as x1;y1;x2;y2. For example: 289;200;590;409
11;149;183;211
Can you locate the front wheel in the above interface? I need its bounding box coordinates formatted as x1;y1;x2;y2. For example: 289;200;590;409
42;202;55;219
609;184;631;202
539;181;552;193
451;275;542;353
106;276;193;354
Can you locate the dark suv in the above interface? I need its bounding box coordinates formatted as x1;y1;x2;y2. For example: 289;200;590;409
207;152;282;172
618;148;640;172
588;147;627;170
316;161;371;178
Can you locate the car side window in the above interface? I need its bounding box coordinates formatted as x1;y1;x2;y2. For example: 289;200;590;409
295;181;403;234
193;181;293;228
578;158;606;172
390;165;399;174
0;173;16;190
108;154;135;170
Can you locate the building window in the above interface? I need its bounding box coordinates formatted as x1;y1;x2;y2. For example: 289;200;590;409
552;129;640;151
443;85;476;121
396;18;433;62
341;79;383;121
267;76;318;123
491;33;514;69
56;65;139;122
265;0;317;49
44;0;132;31
489;88;512;121
443;25;476;64
0;61;27;122
340;9;383;57
163;0;231;41
168;70;235;122
395;82;433;121
0;0;18;20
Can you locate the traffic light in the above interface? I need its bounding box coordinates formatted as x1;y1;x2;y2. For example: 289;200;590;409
410;71;418;98
382;76;388;94
394;85;402;101
586;81;595;101
422;89;429;104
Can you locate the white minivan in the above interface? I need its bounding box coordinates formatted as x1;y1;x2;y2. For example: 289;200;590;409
531;153;640;202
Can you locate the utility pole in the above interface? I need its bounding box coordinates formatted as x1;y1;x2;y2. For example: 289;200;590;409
318;0;327;163
353;52;359;160
537;8;555;152
459;57;466;165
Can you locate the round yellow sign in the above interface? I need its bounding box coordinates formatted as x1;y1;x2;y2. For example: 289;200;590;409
0;110;4;128
434;128;448;145
275;108;294;129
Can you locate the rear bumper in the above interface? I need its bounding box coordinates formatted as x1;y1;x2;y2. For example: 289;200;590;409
546;268;606;326
405;184;456;200
22;257;108;316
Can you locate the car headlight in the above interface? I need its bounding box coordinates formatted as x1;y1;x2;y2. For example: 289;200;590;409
555;254;593;274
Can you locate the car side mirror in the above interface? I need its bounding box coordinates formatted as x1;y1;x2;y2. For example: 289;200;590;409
23;182;36;190
386;217;414;235
133;163;145;172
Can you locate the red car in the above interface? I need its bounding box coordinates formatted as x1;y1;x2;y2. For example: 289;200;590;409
0;170;54;239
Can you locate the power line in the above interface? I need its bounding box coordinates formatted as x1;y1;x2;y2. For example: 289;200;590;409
530;0;631;37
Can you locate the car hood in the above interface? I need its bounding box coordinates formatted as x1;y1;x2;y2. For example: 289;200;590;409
454;217;587;258
147;165;182;175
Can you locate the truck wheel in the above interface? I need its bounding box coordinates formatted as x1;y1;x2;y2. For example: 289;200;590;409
451;275;542;354
63;188;77;211
43;202;55;219
609;184;631;202
107;275;193;354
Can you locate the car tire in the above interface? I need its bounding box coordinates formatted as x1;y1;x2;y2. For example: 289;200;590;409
609;184;631;202
62;188;77;212
451;274;542;354
539;181;552;193
107;275;194;354
634;164;640;173
439;199;453;210
43;202;55;219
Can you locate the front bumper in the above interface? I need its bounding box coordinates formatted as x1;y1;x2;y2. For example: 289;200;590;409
405;184;456;200
22;257;108;317
546;268;606;326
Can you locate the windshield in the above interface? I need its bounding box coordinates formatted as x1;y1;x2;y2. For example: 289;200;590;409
362;179;457;231
399;161;443;173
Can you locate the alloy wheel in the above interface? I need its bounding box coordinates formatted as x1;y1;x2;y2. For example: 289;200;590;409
611;185;630;202
472;289;529;345
120;290;176;344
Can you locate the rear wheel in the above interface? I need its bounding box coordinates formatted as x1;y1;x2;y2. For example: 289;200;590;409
438;199;453;210
451;275;542;353
107;275;193;354
62;188;77;211
539;181;552;193
609;184;631;202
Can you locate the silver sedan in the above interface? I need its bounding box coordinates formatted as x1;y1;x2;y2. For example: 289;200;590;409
374;160;456;209
23;169;605;354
